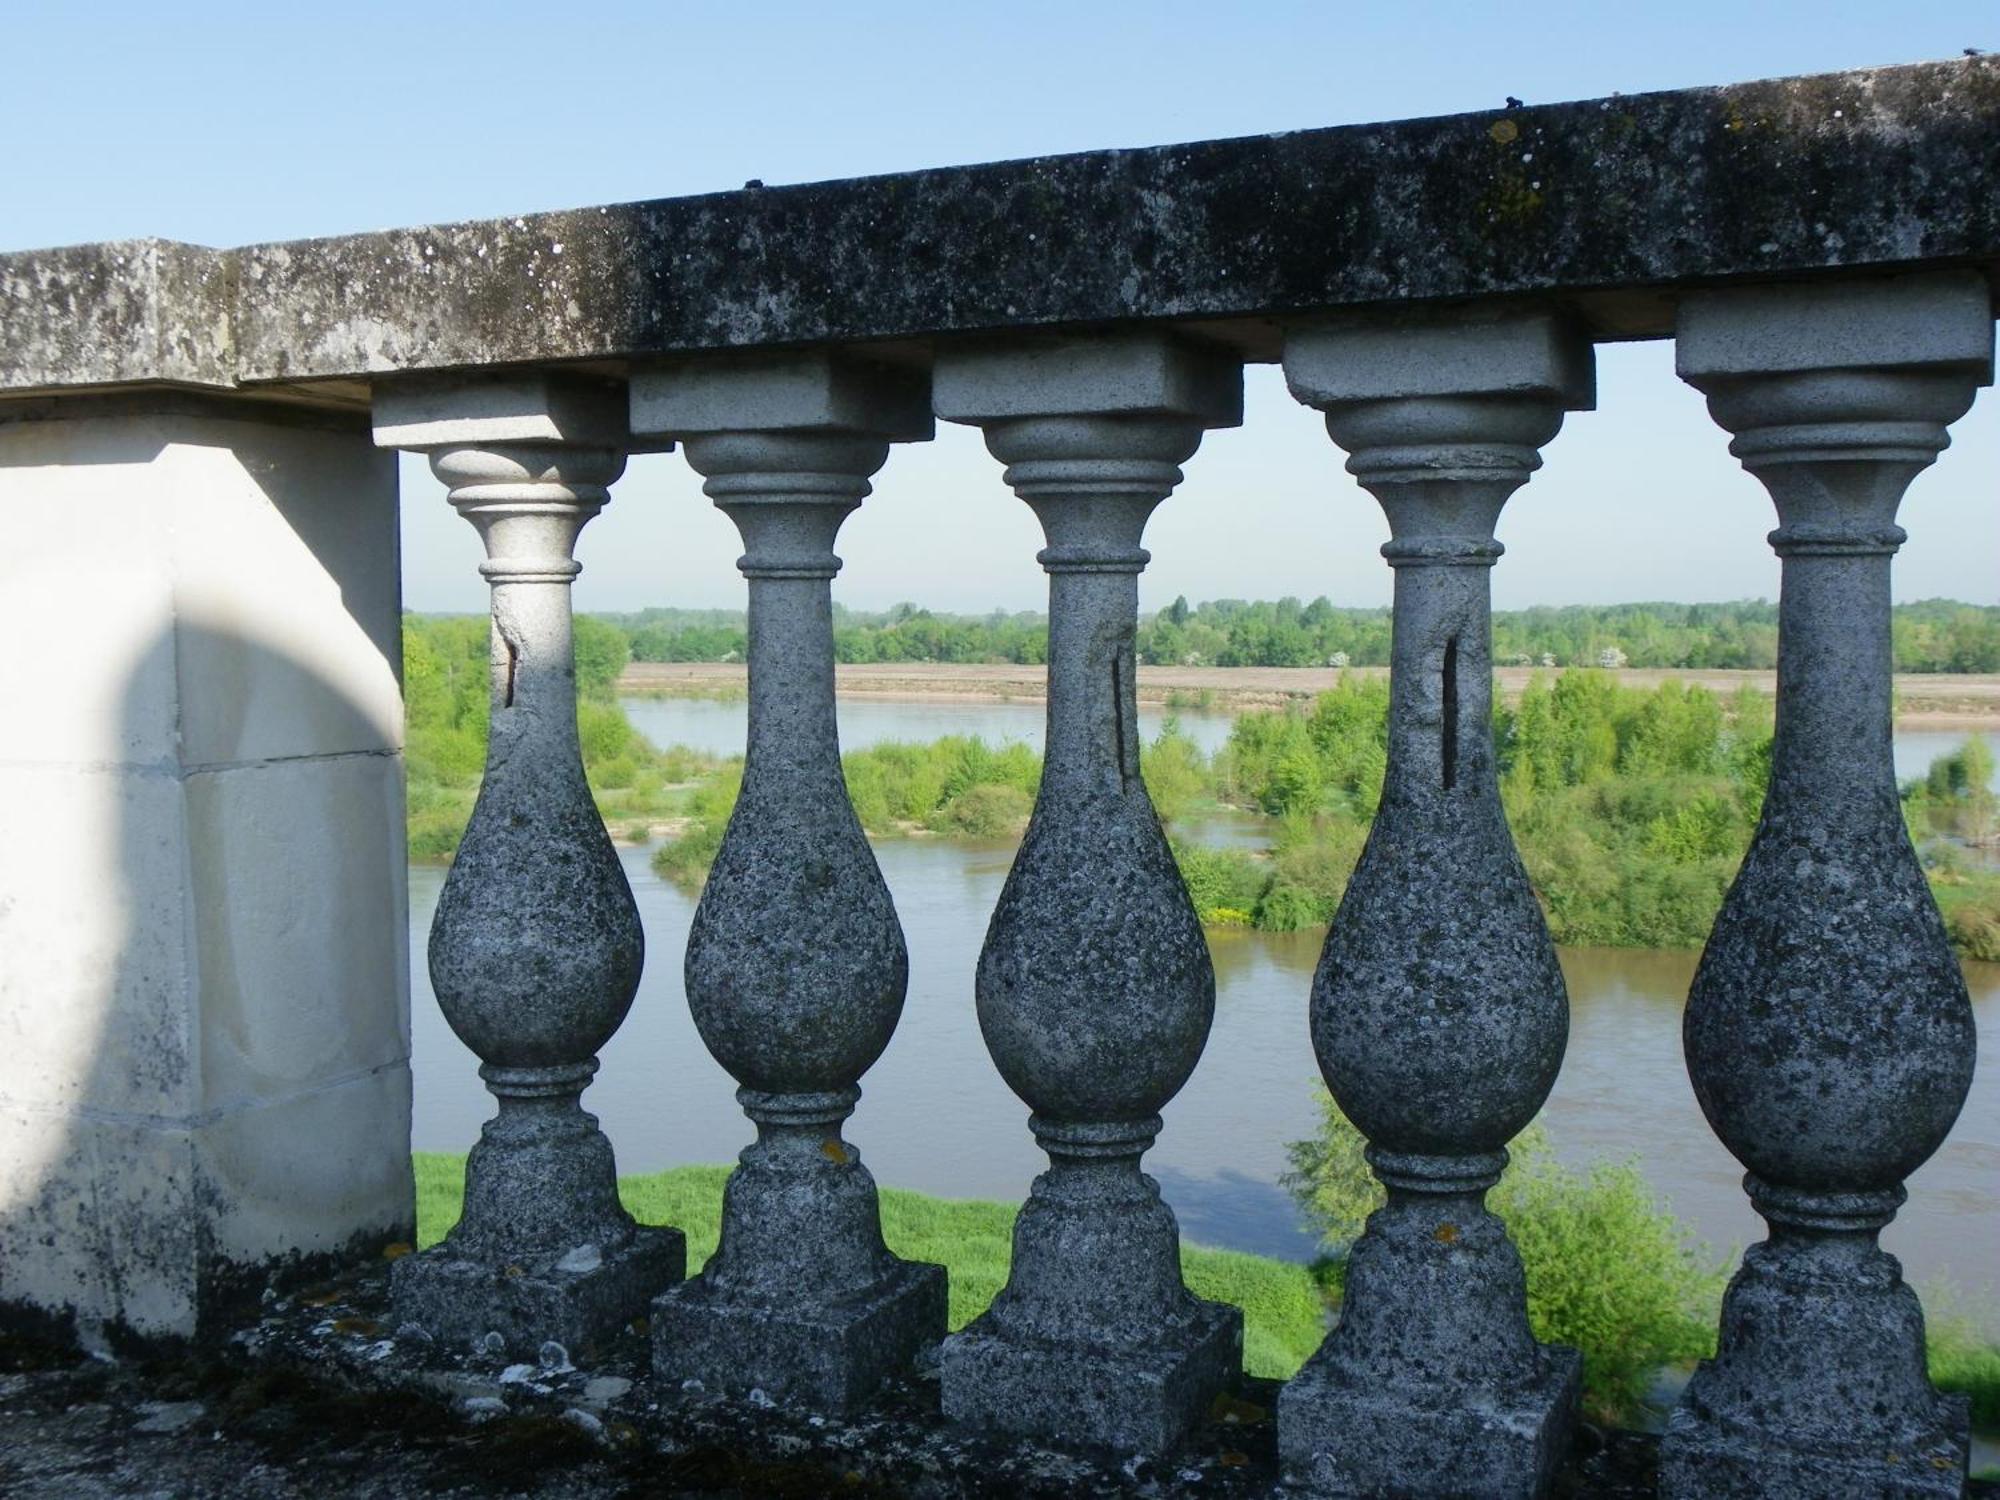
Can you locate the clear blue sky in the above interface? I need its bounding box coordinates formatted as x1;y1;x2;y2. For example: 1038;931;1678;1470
7;2;1996;614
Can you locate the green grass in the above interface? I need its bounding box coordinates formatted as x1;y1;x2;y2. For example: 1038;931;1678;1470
413;1153;1326;1380
1928;1301;2000;1430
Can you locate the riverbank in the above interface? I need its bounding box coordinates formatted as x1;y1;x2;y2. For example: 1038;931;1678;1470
620;661;2000;728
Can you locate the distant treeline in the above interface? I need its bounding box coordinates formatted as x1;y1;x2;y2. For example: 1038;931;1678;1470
595;598;2000;674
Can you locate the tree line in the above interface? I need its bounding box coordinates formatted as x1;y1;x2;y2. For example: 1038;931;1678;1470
592;598;2000;673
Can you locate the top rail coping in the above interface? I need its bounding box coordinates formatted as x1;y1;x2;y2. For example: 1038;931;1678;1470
3;57;1998;408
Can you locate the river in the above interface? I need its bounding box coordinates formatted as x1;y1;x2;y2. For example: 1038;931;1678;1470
408;695;2000;1335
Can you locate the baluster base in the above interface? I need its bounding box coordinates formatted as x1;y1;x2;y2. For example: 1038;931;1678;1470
1659;1238;1969;1499
1277;1343;1580;1499
1278;1165;1579;1497
390;1226;685;1360
941;1299;1242;1456
1659;1413;1970;1500
652;1256;946;1414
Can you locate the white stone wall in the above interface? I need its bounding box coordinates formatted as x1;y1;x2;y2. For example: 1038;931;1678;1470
0;402;413;1345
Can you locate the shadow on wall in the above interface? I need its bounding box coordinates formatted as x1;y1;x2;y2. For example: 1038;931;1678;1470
0;404;415;1350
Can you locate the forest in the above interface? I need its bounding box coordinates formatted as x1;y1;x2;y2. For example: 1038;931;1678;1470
595;598;2000;673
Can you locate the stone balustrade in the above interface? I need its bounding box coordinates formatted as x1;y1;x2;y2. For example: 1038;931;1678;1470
2;53;1997;1499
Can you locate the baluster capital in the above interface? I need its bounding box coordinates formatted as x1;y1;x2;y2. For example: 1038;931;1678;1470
633;351;928;580
375;374;642;583
1285;309;1593;562
1678;273;1993;557
936;332;1239;578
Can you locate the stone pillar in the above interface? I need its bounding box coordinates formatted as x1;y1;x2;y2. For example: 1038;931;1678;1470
629;352;946;1413
0;394;413;1349
1660;274;1991;1500
1277;312;1593;1499
931;333;1245;1455
373;375;684;1357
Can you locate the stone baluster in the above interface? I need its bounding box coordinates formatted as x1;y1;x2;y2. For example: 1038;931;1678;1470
373;375;684;1355
627;353;946;1413
1277;312;1593;1499
1660;274;1991;1500
931;333;1245;1455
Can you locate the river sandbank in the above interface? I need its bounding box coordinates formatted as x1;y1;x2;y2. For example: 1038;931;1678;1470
621;661;2000;728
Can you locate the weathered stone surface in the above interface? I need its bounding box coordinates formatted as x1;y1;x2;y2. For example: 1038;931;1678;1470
653;1252;944;1416
945;1290;1242;1457
6;59;2000;397
1282;1324;1581;1500
378;379;681;1356
633;371;945;1413
0;240;234;394
5;1275;1797;1500
390;1229;681;1360
936;336;1243;1456
1661;278;1991;1500
1278;311;1591;1499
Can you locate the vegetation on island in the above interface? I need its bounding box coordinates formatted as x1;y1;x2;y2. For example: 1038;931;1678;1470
601;598;2000;674
635;665;2000;960
405;601;1999;953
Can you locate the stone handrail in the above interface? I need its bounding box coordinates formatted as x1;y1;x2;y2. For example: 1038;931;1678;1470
1;54;1995;1500
3;58;1999;397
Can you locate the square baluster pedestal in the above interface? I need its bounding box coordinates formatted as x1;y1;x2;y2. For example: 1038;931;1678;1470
651;1257;946;1415
391;1226;685;1358
1278;1344;1581;1499
1658;1392;1970;1500
941;1298;1242;1457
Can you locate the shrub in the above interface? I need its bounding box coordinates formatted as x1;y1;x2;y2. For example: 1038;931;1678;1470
1173;843;1269;926
1497;1139;1721;1419
590;755;638;791
935;782;1034;839
1141;718;1209;824
577;698;636;766
649;763;743;889
1255;882;1331;932
1945;893;2000;963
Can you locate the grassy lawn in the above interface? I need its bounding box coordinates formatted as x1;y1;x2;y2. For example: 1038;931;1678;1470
413;1153;1326;1380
